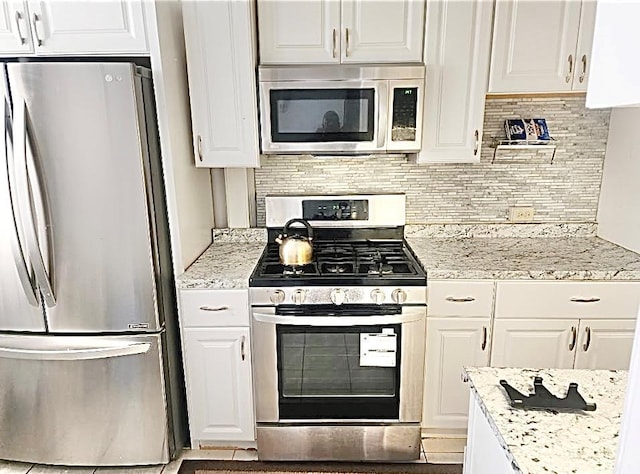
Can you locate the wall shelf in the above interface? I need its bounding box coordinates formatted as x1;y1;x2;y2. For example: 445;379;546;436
489;138;557;164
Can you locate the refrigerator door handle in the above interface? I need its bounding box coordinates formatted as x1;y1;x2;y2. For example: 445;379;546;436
0;341;151;361
2;95;38;306
13;98;55;306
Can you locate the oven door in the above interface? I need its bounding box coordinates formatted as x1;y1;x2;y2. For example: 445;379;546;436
259;80;388;154
252;305;425;423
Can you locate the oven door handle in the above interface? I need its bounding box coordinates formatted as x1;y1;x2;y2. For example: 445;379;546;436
252;307;425;326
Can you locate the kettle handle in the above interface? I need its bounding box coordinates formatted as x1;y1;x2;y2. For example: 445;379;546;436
282;218;314;241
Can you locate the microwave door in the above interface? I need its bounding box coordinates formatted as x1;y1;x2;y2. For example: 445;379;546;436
259;80;384;154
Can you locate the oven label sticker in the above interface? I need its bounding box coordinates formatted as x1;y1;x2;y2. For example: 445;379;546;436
360;331;397;367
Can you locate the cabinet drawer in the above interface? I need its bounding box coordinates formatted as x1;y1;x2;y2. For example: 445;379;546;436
180;290;250;327
495;282;640;319
428;281;495;317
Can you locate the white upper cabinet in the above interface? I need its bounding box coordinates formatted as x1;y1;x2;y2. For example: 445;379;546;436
0;0;148;56
489;0;595;93
257;0;340;64
586;1;640;108
257;0;425;64
417;0;492;163
182;0;260;168
0;1;34;54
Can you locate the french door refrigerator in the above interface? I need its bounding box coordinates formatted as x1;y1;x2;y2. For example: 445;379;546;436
0;62;186;466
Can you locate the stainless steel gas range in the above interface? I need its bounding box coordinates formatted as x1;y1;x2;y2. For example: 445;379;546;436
249;194;427;461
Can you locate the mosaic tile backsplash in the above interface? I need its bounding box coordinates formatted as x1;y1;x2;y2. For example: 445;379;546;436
254;96;610;226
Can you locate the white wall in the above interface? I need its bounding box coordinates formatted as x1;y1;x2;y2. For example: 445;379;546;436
596;108;640;253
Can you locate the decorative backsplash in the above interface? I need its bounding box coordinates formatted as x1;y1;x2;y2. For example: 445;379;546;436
254;96;610;226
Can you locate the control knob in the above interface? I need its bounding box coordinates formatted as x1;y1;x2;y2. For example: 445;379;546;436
392;289;408;304
330;288;347;306
269;289;285;305
371;289;385;305
292;289;306;305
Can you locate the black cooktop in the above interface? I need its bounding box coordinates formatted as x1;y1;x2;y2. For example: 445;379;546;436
249;238;427;287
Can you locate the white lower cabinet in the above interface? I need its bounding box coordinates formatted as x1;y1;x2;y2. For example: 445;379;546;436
183;327;255;444
423;317;491;431
179;289;255;447
573;319;637;370
491;319;577;369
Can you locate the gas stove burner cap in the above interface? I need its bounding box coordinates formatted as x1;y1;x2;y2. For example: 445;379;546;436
326;265;347;274
283;266;305;276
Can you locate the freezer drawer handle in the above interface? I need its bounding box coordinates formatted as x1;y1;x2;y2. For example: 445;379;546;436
0;342;151;361
570;297;601;303
199;305;229;312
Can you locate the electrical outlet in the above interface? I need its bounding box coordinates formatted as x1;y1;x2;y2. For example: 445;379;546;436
508;206;535;222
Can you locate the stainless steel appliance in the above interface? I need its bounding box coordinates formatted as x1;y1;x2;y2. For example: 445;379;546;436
0;62;186;466
258;65;424;155
250;194;427;461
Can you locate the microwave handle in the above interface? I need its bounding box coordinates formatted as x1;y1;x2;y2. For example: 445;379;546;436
377;82;388;149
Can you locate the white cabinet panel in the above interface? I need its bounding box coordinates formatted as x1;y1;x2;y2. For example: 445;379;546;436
341;0;424;63
258;0;340;64
489;0;582;92
0;1;33;54
183;327;255;443
428;280;495;317
423;317;491;431
491;319;576;369
418;0;492;163
495;281;640;319
574;319;637;370
183;0;260;167
180;289;250;328
28;0;148;55
573;0;596;92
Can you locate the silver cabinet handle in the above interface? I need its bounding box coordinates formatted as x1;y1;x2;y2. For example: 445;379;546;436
582;326;591;351
569;326;577;351
14;99;56;307
481;326;487;351
570;297;601;303
473;129;479;156
445;296;476;303
14;11;26;45
241;335;246;361
345;28;350;57
579;54;587;83
197;134;203;162
332;28;337;58
31;13;43;46
565;54;573;83
199;305;229;312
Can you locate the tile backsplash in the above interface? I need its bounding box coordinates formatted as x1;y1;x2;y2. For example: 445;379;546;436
254;96;610;226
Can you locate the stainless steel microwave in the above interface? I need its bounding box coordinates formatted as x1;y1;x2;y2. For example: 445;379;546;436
258;65;425;155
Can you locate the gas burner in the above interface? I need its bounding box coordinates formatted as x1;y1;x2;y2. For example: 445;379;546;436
283;266;305;275
326;265;346;274
367;263;394;275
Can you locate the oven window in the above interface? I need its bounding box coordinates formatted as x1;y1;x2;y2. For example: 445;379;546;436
277;325;401;420
269;89;375;143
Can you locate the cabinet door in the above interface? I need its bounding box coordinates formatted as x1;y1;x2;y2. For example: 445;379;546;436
418;0;492;163
183;327;255;444
572;0;596;92
423;317;491;432
27;0;148;55
0;1;33;54
574;319;637;370
258;0;340;64
491;319;576;369
340;0;424;63
488;0;582;93
183;0;260;167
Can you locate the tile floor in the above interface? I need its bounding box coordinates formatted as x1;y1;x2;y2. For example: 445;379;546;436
0;441;463;474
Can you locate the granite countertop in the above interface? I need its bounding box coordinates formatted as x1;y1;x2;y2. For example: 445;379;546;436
464;366;627;474
177;224;640;289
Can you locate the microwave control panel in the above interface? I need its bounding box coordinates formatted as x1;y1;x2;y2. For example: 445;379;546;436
302;199;369;221
391;87;418;142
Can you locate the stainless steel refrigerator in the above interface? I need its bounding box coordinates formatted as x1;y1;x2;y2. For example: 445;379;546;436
0;62;186;466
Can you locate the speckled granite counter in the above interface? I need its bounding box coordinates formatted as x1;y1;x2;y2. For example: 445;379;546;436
464;367;627;474
406;236;640;280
